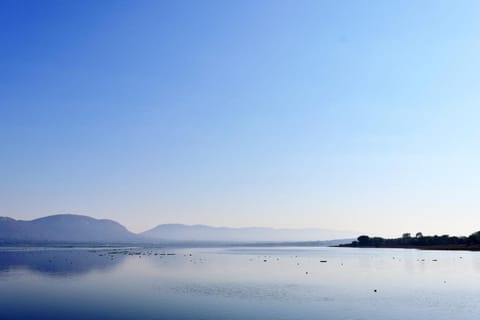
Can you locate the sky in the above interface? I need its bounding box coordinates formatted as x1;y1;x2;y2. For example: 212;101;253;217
1;0;480;236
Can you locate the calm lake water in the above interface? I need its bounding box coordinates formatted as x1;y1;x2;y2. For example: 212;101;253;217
0;246;479;319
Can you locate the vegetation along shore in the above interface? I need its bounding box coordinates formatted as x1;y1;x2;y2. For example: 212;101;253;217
339;231;480;251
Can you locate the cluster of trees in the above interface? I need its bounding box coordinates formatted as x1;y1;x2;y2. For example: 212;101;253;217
343;231;480;248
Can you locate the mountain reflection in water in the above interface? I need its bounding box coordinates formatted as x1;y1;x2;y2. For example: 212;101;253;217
0;248;125;276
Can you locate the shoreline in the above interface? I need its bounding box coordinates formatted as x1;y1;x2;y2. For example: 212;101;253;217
337;244;480;251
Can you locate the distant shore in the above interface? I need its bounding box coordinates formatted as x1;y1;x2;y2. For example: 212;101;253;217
339;232;480;251
338;243;480;251
0;239;353;249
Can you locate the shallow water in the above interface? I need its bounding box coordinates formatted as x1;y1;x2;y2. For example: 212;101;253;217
0;246;479;319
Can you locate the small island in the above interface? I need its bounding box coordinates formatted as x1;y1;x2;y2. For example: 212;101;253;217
339;231;480;251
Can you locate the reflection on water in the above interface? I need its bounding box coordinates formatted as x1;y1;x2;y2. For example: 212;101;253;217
0;246;480;319
0;248;125;276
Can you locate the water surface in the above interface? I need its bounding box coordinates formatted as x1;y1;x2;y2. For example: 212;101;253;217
0;246;479;319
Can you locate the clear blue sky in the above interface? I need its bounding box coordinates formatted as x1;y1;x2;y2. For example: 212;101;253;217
1;0;480;235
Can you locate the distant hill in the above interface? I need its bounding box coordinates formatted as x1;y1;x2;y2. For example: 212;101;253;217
141;224;356;242
0;214;356;244
0;214;138;243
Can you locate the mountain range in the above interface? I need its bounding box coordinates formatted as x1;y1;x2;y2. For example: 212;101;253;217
0;215;137;243
142;223;355;242
0;214;356;244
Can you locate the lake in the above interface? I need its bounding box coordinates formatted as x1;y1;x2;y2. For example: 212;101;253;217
0;246;479;319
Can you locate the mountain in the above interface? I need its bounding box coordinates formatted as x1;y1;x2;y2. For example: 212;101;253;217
141;224;356;242
0;214;356;244
0;214;138;243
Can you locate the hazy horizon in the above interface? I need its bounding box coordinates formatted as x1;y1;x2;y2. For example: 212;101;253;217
5;211;480;239
2;212;360;237
2;1;480;236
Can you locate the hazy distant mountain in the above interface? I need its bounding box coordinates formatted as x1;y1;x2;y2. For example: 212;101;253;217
0;214;138;243
0;214;356;244
142;224;356;242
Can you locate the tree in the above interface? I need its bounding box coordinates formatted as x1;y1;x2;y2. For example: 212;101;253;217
468;231;480;244
357;235;370;246
415;232;423;238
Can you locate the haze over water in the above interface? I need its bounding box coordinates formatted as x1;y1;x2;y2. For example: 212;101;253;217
1;246;479;320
